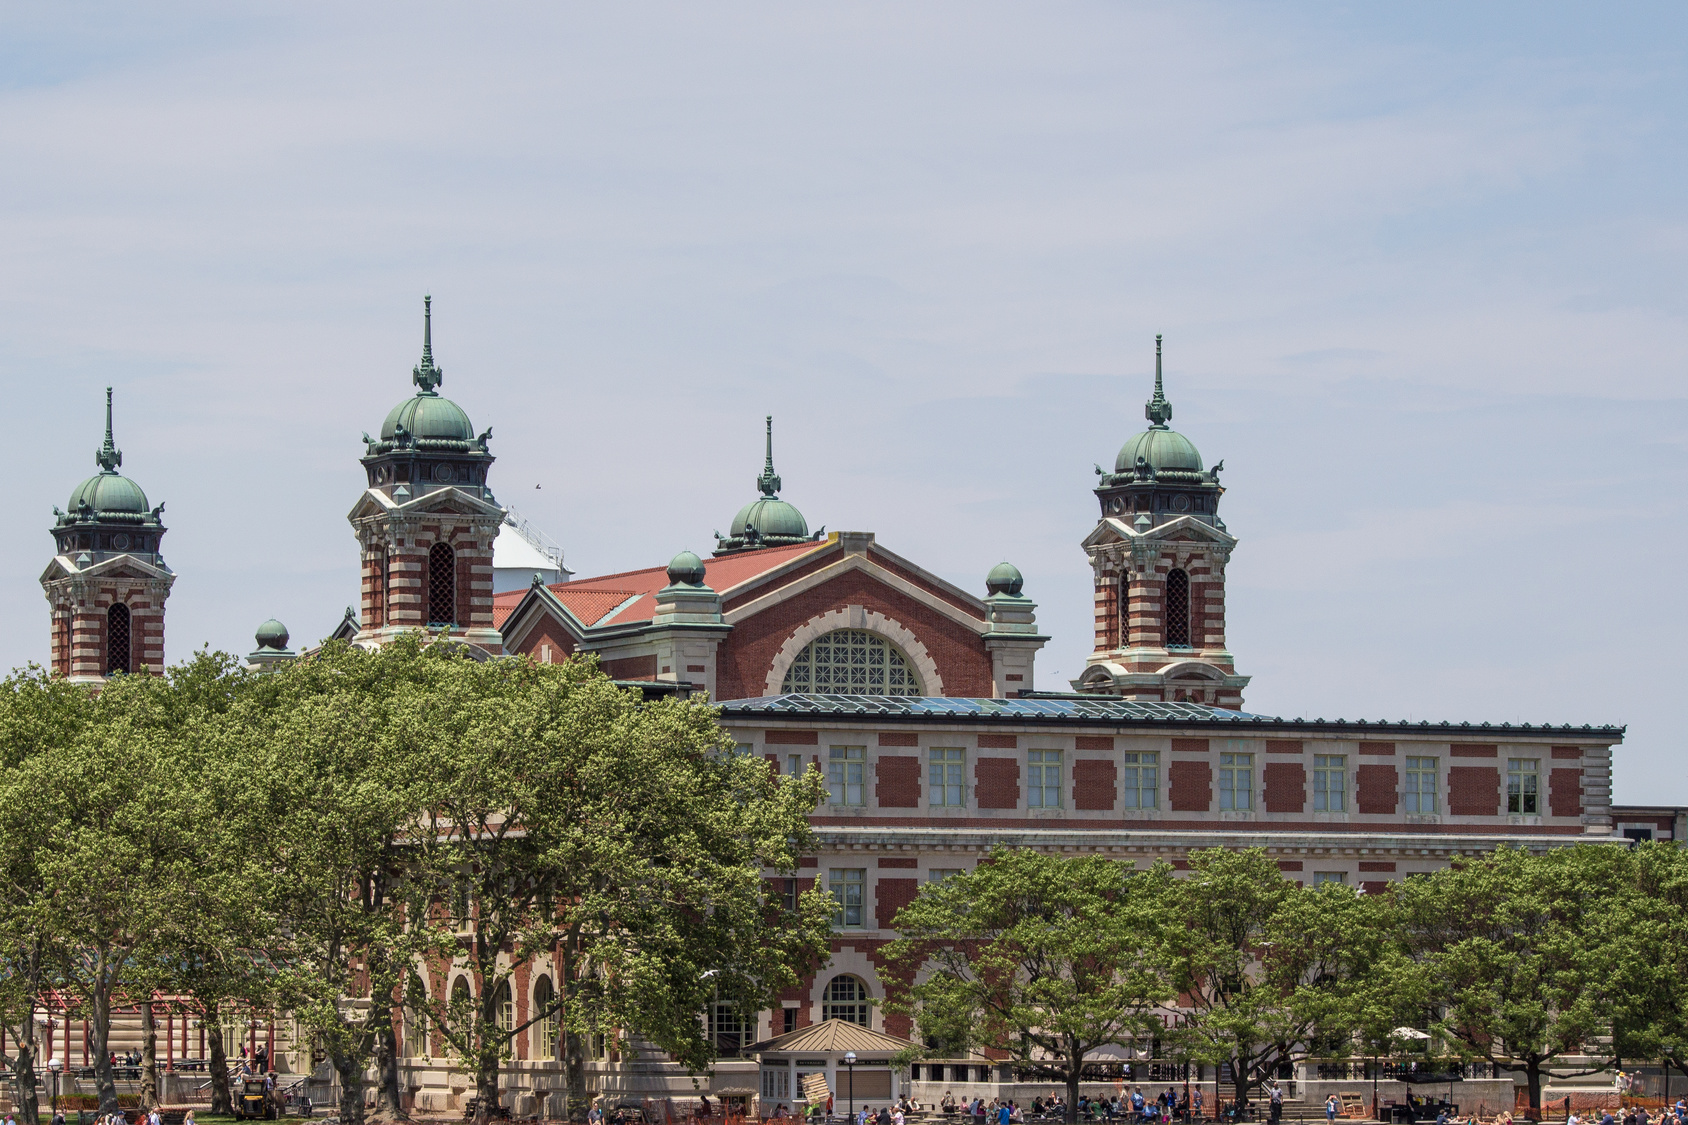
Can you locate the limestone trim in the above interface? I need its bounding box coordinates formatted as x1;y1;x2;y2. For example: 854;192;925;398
764;606;945;698
724;550;988;635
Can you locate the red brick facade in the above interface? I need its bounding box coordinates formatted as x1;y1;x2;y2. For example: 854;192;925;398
1263;762;1305;812
874;756;920;808
1549;768;1583;818
1073;758;1117;810
874;878;919;930
1356;763;1398;814
1448;765;1501;815
975;757;1020;808
1169;760;1212;811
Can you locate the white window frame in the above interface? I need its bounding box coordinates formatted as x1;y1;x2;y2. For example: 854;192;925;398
1313;871;1346;886
828;746;865;806
929;747;965;807
1508;758;1539;814
829;868;865;928
1313;755;1346;812
1122;751;1159;809
1027;749;1063;808
1218;752;1254;811
1404;756;1438;814
927;868;963;884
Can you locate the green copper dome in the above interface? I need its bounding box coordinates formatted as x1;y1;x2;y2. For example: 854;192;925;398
1114;427;1202;475
381;394;474;443
254;618;291;650
666;550;707;586
986;562;1025;596
714;416;820;555
68;471;149;516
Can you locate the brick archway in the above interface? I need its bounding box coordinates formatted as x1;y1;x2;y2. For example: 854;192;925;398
765;605;945;697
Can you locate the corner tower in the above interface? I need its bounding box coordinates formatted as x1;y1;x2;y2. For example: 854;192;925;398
349;297;504;655
1073;337;1249;707
41;389;175;682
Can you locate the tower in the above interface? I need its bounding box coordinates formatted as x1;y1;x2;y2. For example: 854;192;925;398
349;297;505;655
712;416;821;555
41;389;175;682
1073;337;1250;707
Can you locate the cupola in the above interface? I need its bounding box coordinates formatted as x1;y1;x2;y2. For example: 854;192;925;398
713;416;822;555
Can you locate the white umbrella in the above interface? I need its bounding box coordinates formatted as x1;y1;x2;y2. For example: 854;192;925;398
1390;1028;1431;1041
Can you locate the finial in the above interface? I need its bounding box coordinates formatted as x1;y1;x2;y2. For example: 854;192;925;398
1144;334;1172;428
756;414;782;497
95;386;123;473
412;295;444;394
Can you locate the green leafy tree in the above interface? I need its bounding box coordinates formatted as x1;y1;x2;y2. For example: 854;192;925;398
883;848;1175;1124
399;648;832;1124
1392;844;1629;1117
1160;849;1388;1114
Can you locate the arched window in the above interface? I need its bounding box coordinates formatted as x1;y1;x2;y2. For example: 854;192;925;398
781;630;921;695
492;980;514;1036
450;976;472;1012
822;975;871;1026
532;975;558;1061
1163;569;1190;648
428;542;457;626
407;988;430;1058
1117;572;1131;648
106;604;131;675
370;546;387;628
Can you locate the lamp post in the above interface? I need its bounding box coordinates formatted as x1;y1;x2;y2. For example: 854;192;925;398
844;1052;857;1124
48;1056;63;1114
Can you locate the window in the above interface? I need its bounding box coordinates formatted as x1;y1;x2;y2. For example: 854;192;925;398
1164;569;1190;648
928;869;963;884
533;976;558;1061
428;542;457;625
828;747;865;806
784;753;805;778
1404;757;1438;814
106;604;131;675
929;748;965;807
1122;751;1159;809
777;878;798;912
407;996;430;1058
1027;750;1063;808
1508;759;1539;814
763;1068;791;1099
781;629;922;695
709;1003;748;1057
782;1007;798;1034
822;975;871;1026
1218;752;1253;811
1313;755;1346;812
450;977;472;1019
493;981;514;1035
1313;872;1347;886
829;868;864;928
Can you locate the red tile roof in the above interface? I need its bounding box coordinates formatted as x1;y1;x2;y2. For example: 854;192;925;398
493;540;829;631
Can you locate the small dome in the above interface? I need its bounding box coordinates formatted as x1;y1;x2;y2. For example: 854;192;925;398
380;394;475;443
1114;427;1203;475
986;562;1024;596
68;472;149;516
666;550;706;586
255;619;291;650
730;497;809;542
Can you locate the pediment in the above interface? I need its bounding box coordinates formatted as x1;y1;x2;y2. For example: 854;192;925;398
347;486;504;523
1082;515;1236;551
497;586;592;651
40;553;174;585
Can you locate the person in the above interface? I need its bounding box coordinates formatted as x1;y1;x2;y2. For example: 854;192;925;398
1001;1103;1014;1125
1193;1089;1204;1124
1326;1095;1340;1125
182;1113;195;1125
1268;1085;1282;1125
879;1107;894;1125
1033;1099;1045;1117
945;1095;958;1115
894;1107;906;1125
589;1102;605;1125
1133;1089;1147;1124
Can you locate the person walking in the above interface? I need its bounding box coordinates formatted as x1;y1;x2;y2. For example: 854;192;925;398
1325;1095;1340;1125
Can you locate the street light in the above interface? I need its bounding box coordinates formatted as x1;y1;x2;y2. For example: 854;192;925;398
48;1056;63;1114
844;1052;857;1124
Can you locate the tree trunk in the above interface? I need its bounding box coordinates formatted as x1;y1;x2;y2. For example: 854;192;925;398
1231;1056;1250;1121
141;1001;160;1109
11;1024;41;1125
374;1015;403;1117
564;1028;589;1124
1066;1041;1084;1124
207;1004;234;1115
335;1047;369;1125
1525;1060;1543;1121
92;958;119;1114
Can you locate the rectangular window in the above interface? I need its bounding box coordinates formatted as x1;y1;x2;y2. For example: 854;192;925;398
777;877;798;912
709;1003;747;1058
1508;759;1539;814
1404;757;1438;814
1218;752;1253;811
829;868;865;927
1313;755;1346;812
1313;871;1346;886
828;747;865;806
1027;750;1063;808
1122;751;1159;809
785;753;804;778
928;868;963;884
782;1008;798;1034
929;748;965;806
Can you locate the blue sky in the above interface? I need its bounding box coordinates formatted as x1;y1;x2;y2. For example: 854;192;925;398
1;3;1683;800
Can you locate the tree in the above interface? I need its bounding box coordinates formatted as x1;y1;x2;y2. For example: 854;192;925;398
883;848;1175;1124
400;647;833;1124
1392;844;1629;1118
1159;849;1389;1114
1612;843;1688;1086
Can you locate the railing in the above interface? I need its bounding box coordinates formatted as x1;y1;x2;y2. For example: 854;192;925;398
1307;1060;1501;1083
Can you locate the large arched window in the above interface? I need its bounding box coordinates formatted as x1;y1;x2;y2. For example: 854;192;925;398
822;975;871;1026
1163;569;1190;648
407;987;430;1058
492;980;514;1035
107;604;131;675
781;630;921;695
428;542;457;626
532;975;558;1061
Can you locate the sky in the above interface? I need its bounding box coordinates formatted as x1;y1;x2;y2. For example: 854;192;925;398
0;3;1683;801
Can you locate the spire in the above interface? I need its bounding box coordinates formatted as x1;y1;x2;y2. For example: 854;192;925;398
95;386;122;473
412;294;444;394
756;414;782;497
1144;334;1172;429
